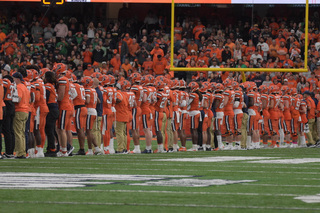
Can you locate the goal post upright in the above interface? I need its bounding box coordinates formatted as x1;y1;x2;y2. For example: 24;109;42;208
169;0;309;82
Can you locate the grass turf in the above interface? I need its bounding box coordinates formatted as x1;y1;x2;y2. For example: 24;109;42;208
1;140;320;212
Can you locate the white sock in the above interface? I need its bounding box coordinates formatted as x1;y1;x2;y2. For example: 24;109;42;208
146;145;152;150
247;136;252;147
100;144;104;150
158;144;164;151
217;135;223;147
173;144;178;150
300;135;306;145
87;149;93;154
134;145;140;151
109;138;114;148
104;146;109;151
279;129;284;144
192;144;198;149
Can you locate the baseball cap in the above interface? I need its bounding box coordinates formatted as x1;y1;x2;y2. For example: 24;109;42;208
284;79;288;82
191;49;196;53
102;61;107;64
2;64;11;72
12;72;24;81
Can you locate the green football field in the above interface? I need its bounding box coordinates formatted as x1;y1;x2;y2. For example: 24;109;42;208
1;140;320;213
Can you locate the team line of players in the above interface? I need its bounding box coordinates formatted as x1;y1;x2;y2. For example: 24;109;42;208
9;63;314;157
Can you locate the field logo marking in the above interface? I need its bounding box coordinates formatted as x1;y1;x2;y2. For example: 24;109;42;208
295;194;320;203
130;179;256;187
153;156;278;162
0;172;256;189
249;158;320;164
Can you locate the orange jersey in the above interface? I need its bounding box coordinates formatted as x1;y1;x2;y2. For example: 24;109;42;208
148;86;156;113
202;94;210;109
154;91;168;112
269;94;281;119
130;85;144;108
223;89;235;115
179;90;189;111
188;92;200;111
282;94;292;120
140;87;152;115
85;87;97;109
126;91;135;111
34;79;48;112
3;78;14;101
73;83;86;106
103;87;115;115
300;100;308;123
172;90;179;112
260;93;270;117
234;90;244;110
45;83;57;105
57;76;72;111
290;96;301;119
214;93;225;113
115;91;129;122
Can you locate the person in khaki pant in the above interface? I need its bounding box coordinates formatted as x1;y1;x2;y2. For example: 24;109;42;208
93;78;103;148
12;72;30;158
305;92;316;145
241;113;248;148
115;84;129;153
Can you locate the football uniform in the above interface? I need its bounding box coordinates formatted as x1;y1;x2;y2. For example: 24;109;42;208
140;87;153;129
57;76;73;130
282;94;292;134
154;91;168;132
290;96;301;139
85;87;98;130
214;93;224;131
73;83;87;130
130;85;143;130
260;93;270;135
223;89;235;135
188;92;200;129
268;94;281;135
234;90;244;134
178;90;189;131
247;91;259;131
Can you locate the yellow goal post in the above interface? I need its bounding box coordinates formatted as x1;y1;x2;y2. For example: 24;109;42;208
169;0;309;82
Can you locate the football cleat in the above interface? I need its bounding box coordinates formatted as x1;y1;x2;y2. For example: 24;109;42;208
141;149;152;154
104;150;110;155
56;151;68;157
130;149;141;154
178;147;187;152
74;149;86;155
67;146;74;156
86;150;94;156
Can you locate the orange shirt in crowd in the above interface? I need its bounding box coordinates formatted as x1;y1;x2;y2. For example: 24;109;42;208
150;47;164;61
142;60;153;70
83;51;92;64
129;43;140;57
287;79;297;88
121;63;133;74
110;57;121;71
153;57;167;75
83;67;94;76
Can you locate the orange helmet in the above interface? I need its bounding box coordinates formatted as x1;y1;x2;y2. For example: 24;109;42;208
290;88;297;96
179;80;186;89
215;83;224;92
171;79;180;89
30;69;39;80
223;79;233;88
208;82;216;92
116;80;126;90
91;72;102;79
39;68;50;78
81;76;93;88
155;80;165;91
268;85;277;94
199;84;208;93
155;76;165;82
140;75;149;86
232;81;239;90
281;86;290;94
250;82;257;91
202;81;209;88
296;94;303;99
123;80;131;90
130;73;141;84
259;85;268;94
146;75;154;85
187;82;199;93
108;75;115;85
53;63;67;75
101;75;110;86
26;70;33;81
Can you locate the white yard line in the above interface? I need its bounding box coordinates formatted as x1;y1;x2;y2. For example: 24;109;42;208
1;188;304;197
242;183;320;188
2;166;320;175
1;200;319;211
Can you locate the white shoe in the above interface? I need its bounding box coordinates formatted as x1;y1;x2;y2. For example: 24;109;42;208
94;147;104;155
223;144;232;150
130;149;141;154
231;145;240;150
247;145;255;150
254;143;261;149
28;148;35;158
187;145;198;151
291;144;298;148
86;150;94;156
158;148;167;153
56;151;68;157
35;147;44;158
109;148;115;154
